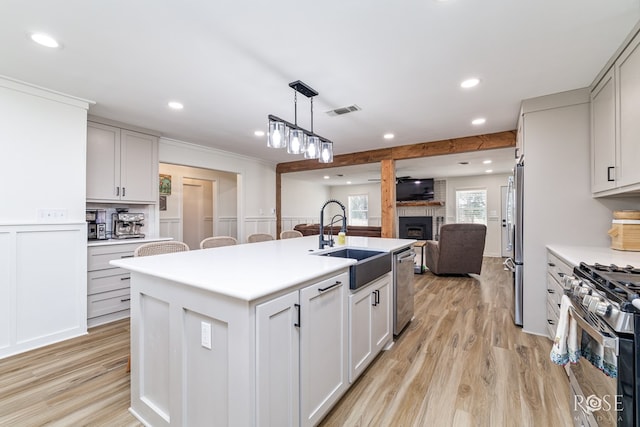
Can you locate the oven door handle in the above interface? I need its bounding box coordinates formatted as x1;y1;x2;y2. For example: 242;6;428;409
568;307;619;356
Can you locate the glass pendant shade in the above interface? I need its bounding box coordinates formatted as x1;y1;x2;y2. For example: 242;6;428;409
319;141;333;163
304;136;320;159
268;120;287;149
287;129;307;154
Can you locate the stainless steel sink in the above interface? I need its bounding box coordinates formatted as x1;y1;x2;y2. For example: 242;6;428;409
318;248;391;289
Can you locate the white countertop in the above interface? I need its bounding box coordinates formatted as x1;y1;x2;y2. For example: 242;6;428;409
547;244;640;267
88;237;173;247
111;235;415;301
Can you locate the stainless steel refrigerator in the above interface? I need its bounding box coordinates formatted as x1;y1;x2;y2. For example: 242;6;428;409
504;156;523;326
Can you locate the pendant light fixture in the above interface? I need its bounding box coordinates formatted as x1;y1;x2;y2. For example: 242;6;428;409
267;80;333;163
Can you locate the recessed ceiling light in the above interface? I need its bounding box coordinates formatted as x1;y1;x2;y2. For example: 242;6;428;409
323;175;330;180
168;101;184;110
254;130;265;137
346;181;352;184
485;169;493;173
30;33;59;48
483;160;492;164
383;133;394;140
460;78;480;88
472;118;486;125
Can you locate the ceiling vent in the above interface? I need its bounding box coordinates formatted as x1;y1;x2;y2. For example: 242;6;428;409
326;104;361;117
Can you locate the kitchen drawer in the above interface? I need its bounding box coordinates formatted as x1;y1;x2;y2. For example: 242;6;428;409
87;242;141;271
88;288;130;319
546;300;559;339
88;268;130;295
547;252;574;286
546;273;563;308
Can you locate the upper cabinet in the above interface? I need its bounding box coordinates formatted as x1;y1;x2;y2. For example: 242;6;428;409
591;29;640;196
87;121;159;203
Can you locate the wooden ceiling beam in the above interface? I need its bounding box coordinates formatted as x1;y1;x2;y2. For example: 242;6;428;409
276;130;516;174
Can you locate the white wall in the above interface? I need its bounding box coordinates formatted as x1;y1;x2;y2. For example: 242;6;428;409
281;176;330;231
159;138;276;242
445;173;511;257
0;76;91;359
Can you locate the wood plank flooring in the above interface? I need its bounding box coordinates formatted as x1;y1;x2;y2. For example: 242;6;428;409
0;257;572;426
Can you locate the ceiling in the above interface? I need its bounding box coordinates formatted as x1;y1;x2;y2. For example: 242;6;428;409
1;1;639;175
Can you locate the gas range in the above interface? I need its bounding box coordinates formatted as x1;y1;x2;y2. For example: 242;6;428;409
563;262;640;335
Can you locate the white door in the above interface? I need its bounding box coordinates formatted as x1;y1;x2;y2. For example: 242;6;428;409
500;185;513;258
256;291;300;427
183;183;203;250
299;273;349;427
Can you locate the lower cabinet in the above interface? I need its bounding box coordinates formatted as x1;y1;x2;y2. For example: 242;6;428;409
87;242;139;327
256;272;349;427
348;273;392;383
546;250;574;339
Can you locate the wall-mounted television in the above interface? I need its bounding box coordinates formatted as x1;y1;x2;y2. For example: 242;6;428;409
396;178;435;202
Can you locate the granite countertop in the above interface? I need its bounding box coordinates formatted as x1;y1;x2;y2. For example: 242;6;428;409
111;235;415;301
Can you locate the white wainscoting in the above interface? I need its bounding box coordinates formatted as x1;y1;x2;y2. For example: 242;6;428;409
0;223;87;359
217;216;238;238
160;217;182;242
244;216;276;240
281;216;319;233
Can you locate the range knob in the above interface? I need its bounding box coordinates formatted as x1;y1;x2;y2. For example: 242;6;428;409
585;296;610;316
576;286;591;298
562;275;581;291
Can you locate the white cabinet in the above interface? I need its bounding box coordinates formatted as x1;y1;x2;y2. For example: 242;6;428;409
546;251;574;340
87;122;159;203
348;273;392;383
256;272;348;427
256;291;300;427
87;242;141;326
591;68;617;192
591;30;640;195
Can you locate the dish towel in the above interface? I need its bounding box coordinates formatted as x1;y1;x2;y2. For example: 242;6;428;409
550;295;580;365
581;330;618;378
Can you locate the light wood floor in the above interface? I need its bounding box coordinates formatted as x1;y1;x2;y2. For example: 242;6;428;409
0;258;572;426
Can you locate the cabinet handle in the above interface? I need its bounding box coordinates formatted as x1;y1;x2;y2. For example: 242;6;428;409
121;255;134;259
376;290;380;305
120;298;131;302
294;303;301;328
558;272;565;278
547;319;556;325
116;186;120;196
548;262;556;267
547;289;555;294
318;281;341;293
122;187;126;197
607;166;615;182
372;290;379;306
120;276;131;281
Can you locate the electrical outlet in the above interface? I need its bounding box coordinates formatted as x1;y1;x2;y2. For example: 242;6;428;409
201;321;212;349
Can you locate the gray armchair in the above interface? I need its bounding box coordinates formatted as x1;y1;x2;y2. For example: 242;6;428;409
424;223;487;275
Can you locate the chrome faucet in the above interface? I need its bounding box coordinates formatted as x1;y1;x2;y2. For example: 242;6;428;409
319;199;347;249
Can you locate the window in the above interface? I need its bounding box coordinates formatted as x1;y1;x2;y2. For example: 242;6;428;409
348;194;368;226
456;189;487;225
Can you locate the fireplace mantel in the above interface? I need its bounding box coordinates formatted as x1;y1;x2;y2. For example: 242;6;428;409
396;200;445;207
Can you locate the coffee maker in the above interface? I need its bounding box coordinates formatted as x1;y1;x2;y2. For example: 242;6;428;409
112;211;145;239
86;209;107;240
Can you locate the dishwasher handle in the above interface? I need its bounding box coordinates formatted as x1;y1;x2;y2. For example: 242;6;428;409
397;250;415;263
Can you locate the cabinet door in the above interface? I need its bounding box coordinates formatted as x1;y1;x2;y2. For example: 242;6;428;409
299;272;348;427
591;68;617;192
256;291;300;427
371;276;392;353
120;130;158;202
617;34;640;188
348;286;373;383
87;122;121;201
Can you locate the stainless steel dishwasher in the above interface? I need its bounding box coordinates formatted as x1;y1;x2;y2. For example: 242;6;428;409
393;247;415;335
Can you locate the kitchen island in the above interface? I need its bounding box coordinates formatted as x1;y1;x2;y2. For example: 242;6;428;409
111;235;414;426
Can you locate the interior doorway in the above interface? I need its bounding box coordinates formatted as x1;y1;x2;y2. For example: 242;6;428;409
182;178;214;250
